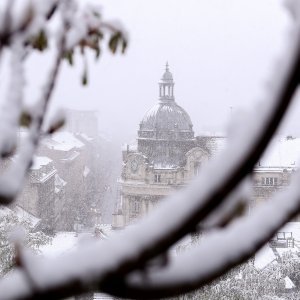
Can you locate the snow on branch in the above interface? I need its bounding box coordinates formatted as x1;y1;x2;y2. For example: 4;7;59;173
0;3;299;298
0;0;57;52
0;3;66;204
0;0;128;205
108;171;300;298
0;39;24;158
0;28;65;204
0;1;299;300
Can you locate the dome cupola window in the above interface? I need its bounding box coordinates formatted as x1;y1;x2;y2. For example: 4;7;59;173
159;62;175;100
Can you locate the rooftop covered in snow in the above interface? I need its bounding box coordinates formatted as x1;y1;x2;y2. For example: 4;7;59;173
258;137;300;169
31;156;52;170
209;136;300;170
42;132;85;152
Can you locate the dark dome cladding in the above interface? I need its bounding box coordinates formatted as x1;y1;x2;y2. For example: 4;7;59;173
140;102;193;132
139;62;194;138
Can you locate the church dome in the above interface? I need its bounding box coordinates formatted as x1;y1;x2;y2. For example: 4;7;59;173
137;63;195;166
140;101;193;132
138;63;194;140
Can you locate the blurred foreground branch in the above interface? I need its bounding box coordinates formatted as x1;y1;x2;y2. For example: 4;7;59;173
0;1;300;300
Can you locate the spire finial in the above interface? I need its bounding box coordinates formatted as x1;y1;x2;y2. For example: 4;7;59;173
166;61;169;72
159;63;174;100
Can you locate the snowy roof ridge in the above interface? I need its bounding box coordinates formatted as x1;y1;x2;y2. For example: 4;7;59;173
210;135;300;169
78;133;94;141
42;132;85;152
32;169;57;183
259;136;300;168
30;156;53;170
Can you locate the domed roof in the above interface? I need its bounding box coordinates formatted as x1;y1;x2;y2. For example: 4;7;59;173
140;101;193;132
137;64;195;166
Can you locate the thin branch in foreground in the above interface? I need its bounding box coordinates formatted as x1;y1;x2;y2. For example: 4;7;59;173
0;13;66;205
0;2;300;300
0;13;300;299
103;171;300;299
97;13;300;293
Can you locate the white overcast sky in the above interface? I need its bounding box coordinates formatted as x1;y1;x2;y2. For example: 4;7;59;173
22;0;300;142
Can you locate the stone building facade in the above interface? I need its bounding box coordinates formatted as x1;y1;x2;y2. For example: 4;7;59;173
17;156;57;232
251;137;298;204
117;64;211;226
38;132;90;230
252;167;291;204
15;129;101;232
116;65;300;228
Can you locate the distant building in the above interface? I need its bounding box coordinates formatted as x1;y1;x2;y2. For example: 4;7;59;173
252;137;298;204
8;109;114;233
116;64;212;226
17;156;57;232
38;132;88;230
115;64;300;228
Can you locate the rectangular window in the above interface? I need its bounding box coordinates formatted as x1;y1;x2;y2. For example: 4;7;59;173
134;201;140;213
262;177;278;186
277;232;285;240
194;162;201;176
154;174;161;183
130;199;140;214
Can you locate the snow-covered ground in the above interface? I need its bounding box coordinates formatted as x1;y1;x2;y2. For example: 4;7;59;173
254;244;277;270
40;225;114;258
39;229;115;299
40;232;78;258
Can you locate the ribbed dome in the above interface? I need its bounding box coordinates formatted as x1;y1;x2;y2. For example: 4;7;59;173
140;101;193;132
137;64;195;166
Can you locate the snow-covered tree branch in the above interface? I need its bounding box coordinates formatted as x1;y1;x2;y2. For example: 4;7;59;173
0;0;127;204
106;171;300;298
0;1;300;300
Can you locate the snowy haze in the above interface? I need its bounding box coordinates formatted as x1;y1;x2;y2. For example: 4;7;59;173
24;0;299;142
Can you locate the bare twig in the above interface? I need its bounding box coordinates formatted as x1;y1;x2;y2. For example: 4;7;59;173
0;23;299;300
0;2;299;300
97;21;300;294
